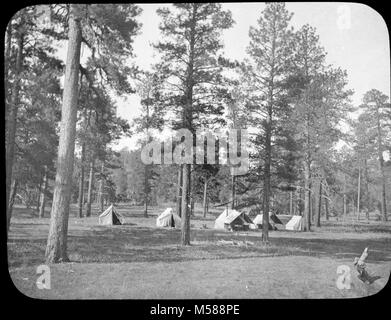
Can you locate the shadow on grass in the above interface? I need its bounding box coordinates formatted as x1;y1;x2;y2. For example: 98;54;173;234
7;220;391;269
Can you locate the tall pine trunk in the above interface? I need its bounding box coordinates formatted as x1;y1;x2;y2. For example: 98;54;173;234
77;143;85;218
324;198;329;221
86;159;95;217
364;155;370;220
98;162;105;212
6;26;24;233
203;178;208;217
303;158;311;231
298;187;303;216
231;175;236;209
143;164;148;217
176;165;183;217
36;174;43;213
357;167;361;220
180;4;196;246
316;179;322;227
343;173;347;217
45;5;82;263
181;164;191;245
39;166;49;218
376;108;387;221
262;107;272;242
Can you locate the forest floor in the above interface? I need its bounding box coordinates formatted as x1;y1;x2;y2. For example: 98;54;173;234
7;204;391;299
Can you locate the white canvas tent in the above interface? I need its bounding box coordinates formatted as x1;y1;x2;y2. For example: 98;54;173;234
156;208;181;228
285;215;304;231
214;209;254;231
98;205;125;225
252;214;275;230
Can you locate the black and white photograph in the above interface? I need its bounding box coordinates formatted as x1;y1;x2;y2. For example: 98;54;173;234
5;2;391;303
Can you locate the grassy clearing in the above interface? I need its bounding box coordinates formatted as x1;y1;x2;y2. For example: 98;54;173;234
7;204;391;299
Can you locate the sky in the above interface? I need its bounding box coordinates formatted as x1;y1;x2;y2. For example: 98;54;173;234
73;3;390;151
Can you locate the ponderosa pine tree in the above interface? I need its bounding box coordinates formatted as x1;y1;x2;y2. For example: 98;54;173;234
154;3;233;245
360;89;390;221
132;71;165;217
287;24;352;231
6;7;64;232
45;5;83;262
241;2;293;241
45;4;141;262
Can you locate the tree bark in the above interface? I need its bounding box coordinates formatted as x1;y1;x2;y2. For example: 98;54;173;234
190;192;195;216
357;166;361;221
316;179;322;227
8;179;18;224
297;187;302;216
376;106;387;221
181;164;191;245
36;173;43;213
262;95;273;242
343;173;347;217
143;164;149;217
363;154;370;220
86;159;95;217
98;162;105;212
4;22;12;81
324;198;329;221
39;166;49;218
231;174;236;209
176;165;183;217
6;25;24;233
303;159;311;231
77;143;85;218
45;5;82;263
180;4;197;246
203;178;208;217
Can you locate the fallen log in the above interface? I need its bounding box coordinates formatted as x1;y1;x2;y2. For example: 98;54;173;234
354;247;371;284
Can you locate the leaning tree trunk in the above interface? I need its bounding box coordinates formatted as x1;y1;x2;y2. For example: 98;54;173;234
86;159;95;217
181;164;191;245
77;143;85;218
6;27;24;234
45;5;82;264
39;166;49;218
8;180;18;224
